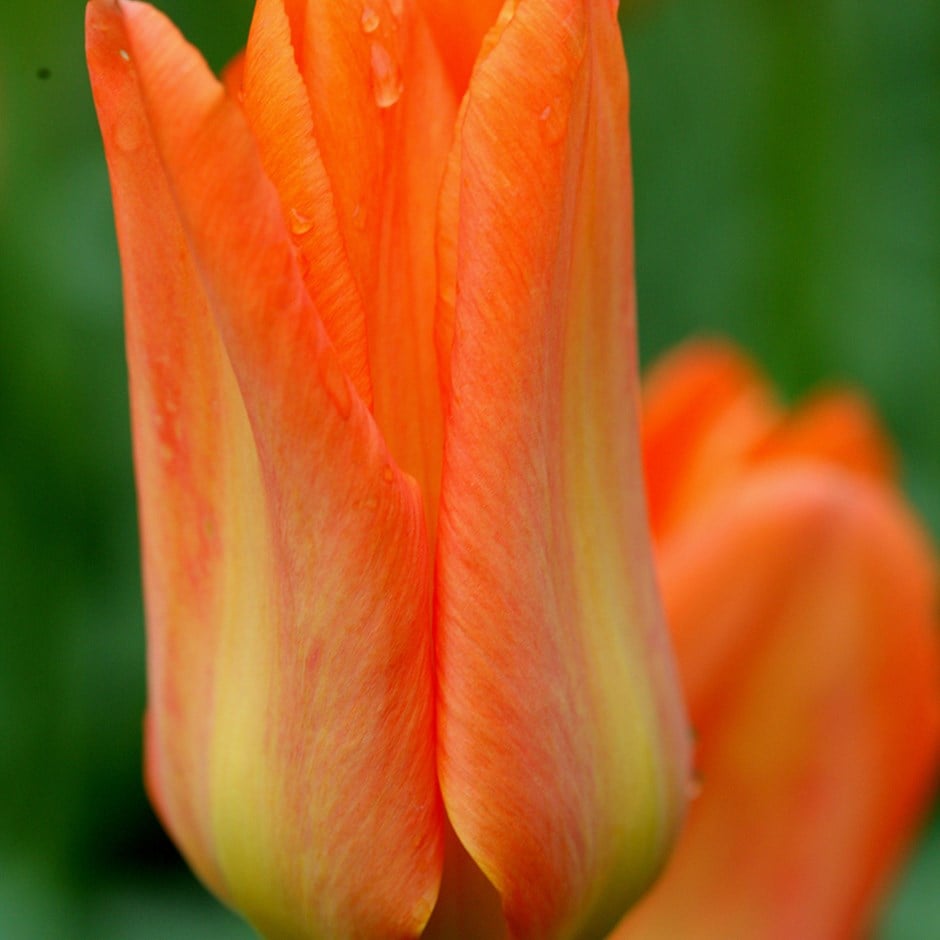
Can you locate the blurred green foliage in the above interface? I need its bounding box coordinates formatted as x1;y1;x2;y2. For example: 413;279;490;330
0;0;936;937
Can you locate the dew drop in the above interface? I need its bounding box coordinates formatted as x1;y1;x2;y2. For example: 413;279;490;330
360;5;380;33
118;48;130;62
381;465;395;484
538;102;565;144
370;42;403;109
387;0;403;17
319;352;352;420
289;207;314;235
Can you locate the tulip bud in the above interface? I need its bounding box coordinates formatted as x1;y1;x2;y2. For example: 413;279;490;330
86;1;691;936
614;342;940;939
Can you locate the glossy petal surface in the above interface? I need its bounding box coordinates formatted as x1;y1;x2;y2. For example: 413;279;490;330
435;3;689;937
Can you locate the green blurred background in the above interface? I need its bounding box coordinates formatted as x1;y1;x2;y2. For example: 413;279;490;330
0;0;937;936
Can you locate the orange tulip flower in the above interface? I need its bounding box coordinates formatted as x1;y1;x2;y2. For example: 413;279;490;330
86;1;690;937
614;341;940;940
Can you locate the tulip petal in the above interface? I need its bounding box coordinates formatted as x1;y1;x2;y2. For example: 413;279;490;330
641;340;780;539
220;50;244;100
616;467;940;940
758;389;896;483
641;342;899;541
435;4;690;937
415;0;505;92
87;2;443;935
240;0;374;405
283;0;458;529
433;1;518;405
87;2;232;898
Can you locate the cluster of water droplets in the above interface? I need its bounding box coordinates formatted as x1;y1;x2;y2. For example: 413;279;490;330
360;2;404;109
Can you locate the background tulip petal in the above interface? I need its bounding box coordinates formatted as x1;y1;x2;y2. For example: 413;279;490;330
87;2;444;936
435;3;690;937
757;389;896;483
641;341;897;542
615;467;940;940
641;341;780;539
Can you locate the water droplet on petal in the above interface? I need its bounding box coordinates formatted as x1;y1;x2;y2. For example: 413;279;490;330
360;5;380;33
538;101;565;144
319;351;352;420
388;0;403;18
381;465;395;484
289;207;314;235
118;48;130;62
370;42;403;109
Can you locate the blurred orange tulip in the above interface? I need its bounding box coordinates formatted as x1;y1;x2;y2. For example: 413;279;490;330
614;341;940;940
86;1;690;937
